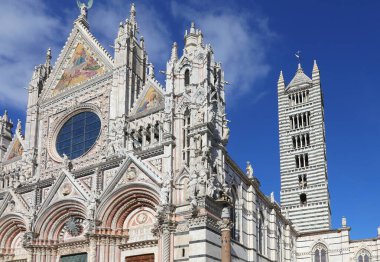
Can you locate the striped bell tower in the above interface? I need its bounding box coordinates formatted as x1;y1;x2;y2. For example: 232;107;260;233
277;60;331;232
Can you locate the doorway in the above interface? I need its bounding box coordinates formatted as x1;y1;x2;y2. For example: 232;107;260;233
125;254;154;262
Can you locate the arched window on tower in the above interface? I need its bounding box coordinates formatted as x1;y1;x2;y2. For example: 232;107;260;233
357;249;371;262
184;69;190;86
313;243;328;262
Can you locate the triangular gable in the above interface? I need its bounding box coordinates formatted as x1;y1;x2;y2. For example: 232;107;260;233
130;78;164;117
37;169;92;217
40;21;113;101
101;153;162;199
0;190;30;218
2;124;25;163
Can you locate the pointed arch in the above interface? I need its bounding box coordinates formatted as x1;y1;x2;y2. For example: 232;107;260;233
312;242;328;262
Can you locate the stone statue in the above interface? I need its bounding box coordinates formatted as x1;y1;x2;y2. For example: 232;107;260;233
221;116;230;145
194;134;202;155
246;161;254;179
77;0;93;17
62;154;71;170
197;168;208;196
188;172;198;200
196;108;204;124
160;173;172;205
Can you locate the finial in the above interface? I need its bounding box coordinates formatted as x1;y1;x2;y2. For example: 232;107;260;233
342;216;347;228
171;42;178;61
45;48;52;68
130;3;136;21
190;22;195;34
2;110;9;122
295;50;302;69
16;119;22;132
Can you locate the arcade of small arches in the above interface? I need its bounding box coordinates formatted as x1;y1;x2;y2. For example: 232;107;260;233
128;121;163;150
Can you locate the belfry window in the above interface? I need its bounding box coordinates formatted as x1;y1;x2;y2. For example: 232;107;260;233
298;174;307;188
300;193;307;204
184;69;190;86
292;133;310;149
295;153;309;168
289;90;309;106
289;111;311;130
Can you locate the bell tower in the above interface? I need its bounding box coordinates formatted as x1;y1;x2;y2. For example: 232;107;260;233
277;60;331;232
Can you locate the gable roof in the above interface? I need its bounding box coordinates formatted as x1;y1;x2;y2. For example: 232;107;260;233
40;18;113;102
129;77;165;118
100;153;162;199
37;169;92;217
2;121;25;163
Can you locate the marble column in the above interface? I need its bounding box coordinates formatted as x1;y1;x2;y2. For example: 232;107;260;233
219;207;233;262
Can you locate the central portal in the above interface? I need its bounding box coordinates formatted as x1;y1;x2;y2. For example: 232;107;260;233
125;254;154;262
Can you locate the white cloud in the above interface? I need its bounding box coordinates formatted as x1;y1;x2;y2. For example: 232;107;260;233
0;0;63;110
0;0;172;112
170;1;275;105
90;0;171;71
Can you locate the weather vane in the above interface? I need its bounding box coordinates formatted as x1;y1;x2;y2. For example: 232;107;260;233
295;50;302;64
77;0;93;17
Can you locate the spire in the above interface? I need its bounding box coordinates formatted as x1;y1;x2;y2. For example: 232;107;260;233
190;22;196;34
45;48;52;75
130;3;136;19
313;59;319;71
129;3;138;36
2;110;9;122
170;42;178;62
278;70;284;84
312;59;320;81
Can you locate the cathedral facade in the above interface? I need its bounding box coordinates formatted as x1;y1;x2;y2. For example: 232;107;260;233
0;3;379;262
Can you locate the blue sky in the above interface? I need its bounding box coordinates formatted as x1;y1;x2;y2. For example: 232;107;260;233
0;0;379;239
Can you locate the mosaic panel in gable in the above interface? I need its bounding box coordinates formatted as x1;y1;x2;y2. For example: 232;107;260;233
53;43;105;96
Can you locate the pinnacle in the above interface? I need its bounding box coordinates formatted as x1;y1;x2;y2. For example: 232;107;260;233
278;70;284;83
313;59;319;72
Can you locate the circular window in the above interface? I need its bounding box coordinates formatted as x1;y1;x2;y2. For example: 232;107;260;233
56;111;101;160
